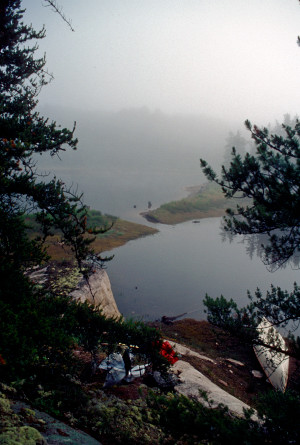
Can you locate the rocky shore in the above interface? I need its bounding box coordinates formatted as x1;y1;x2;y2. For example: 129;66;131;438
70;269;121;319
28;264;286;412
29;263;121;320
5;267;298;443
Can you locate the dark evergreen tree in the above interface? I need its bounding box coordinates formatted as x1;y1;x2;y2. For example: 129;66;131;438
200;10;300;356
201;119;300;269
0;0;100;271
0;1;165;384
201;117;300;354
222;130;250;169
0;0;109;377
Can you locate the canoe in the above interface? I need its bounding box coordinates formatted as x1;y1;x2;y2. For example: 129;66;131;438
253;317;289;392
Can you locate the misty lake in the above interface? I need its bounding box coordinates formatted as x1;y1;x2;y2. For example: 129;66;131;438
104;216;299;322
39;108;299;323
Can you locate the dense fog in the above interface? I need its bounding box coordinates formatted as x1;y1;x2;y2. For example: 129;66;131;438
21;0;300;319
37;105;246;217
22;0;300;217
24;0;300;123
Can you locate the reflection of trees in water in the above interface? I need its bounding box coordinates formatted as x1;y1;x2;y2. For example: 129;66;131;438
219;222;300;272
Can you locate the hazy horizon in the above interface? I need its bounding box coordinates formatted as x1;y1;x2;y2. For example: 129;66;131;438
36;104;233;218
21;0;300;218
23;0;300;125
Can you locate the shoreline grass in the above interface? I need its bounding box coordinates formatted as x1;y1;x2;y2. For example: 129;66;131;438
26;210;158;262
142;183;230;225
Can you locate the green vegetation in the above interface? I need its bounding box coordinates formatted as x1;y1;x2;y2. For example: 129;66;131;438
86;210;158;253
0;0;165;433
201;116;300;358
199;114;300;442
26;209;158;262
144;182;230;224
201;115;300;270
3;318;300;444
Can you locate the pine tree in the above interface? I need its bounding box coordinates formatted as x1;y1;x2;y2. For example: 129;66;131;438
0;0;98;272
0;1;164;383
201;117;300;356
201;119;300;270
0;0;103;377
222;130;250;169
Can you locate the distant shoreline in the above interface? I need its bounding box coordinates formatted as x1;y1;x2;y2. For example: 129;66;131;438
140;183;228;225
140;208;225;225
34;214;159;262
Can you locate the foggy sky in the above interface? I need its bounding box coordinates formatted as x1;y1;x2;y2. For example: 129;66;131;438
22;0;300;125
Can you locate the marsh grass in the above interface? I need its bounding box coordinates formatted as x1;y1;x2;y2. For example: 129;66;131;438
25;210;158;262
144;182;231;224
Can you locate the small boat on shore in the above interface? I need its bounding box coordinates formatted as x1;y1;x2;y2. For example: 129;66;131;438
161;312;187;325
253;317;289;392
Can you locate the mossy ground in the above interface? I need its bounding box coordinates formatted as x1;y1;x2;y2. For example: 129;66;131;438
0;386;46;445
2;320;300;444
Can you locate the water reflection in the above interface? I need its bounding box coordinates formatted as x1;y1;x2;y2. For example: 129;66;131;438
105;218;299;321
220;223;300;272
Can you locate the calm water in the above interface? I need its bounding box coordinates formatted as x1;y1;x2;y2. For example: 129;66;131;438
38;110;299;323
104;217;299;321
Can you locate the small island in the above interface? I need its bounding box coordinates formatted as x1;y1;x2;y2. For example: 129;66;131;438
141;182;230;225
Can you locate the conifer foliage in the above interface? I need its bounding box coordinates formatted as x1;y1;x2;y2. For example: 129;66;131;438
0;1;164;385
201;119;300;269
201;117;300;352
0;0;99;376
0;0;98;272
0;1;115;380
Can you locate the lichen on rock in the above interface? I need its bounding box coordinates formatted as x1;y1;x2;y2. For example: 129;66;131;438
28;263;121;319
0;426;46;445
70;268;121;319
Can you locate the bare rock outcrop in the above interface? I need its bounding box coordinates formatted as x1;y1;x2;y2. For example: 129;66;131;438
70;269;121;319
28;265;121;320
168;341;216;364
173;360;256;418
169;342;258;420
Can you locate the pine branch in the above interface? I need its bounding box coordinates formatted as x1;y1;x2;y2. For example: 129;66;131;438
42;0;75;32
